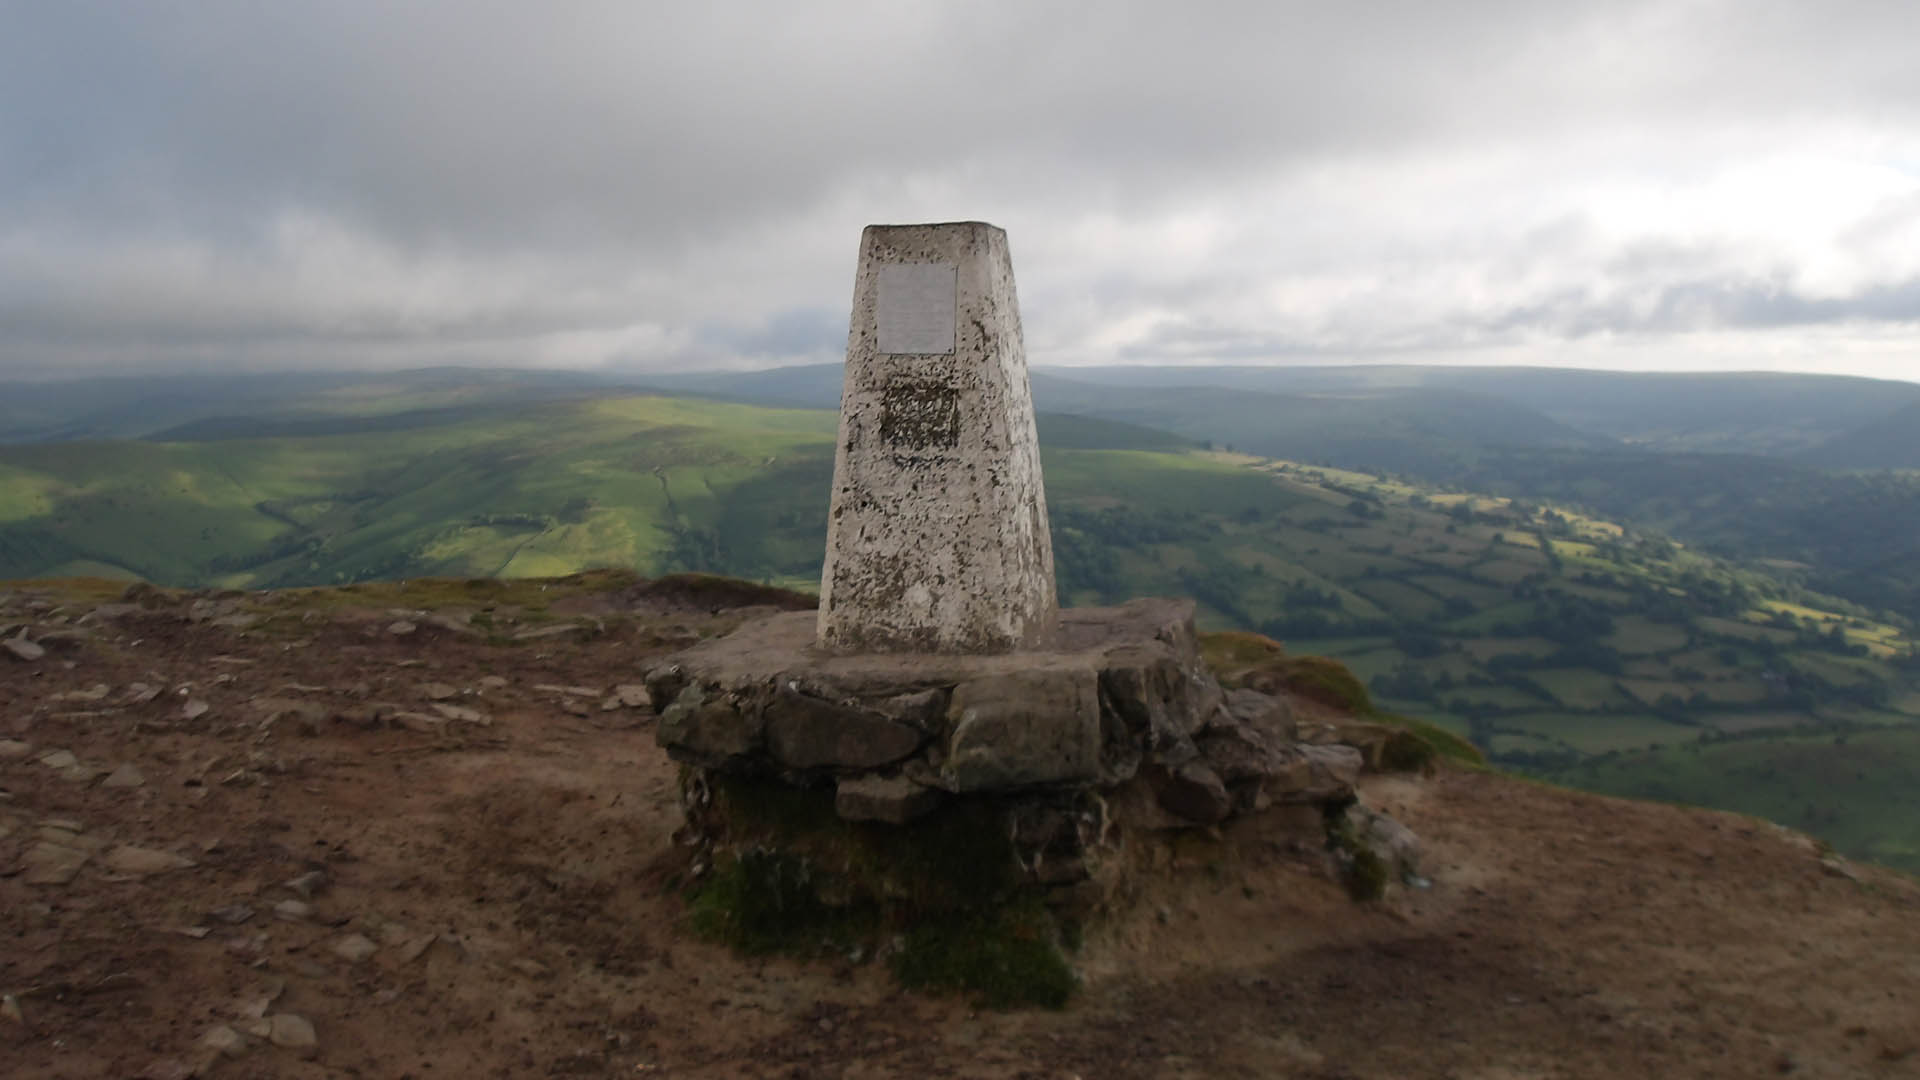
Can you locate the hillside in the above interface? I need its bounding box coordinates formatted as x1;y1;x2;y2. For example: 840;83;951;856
5;391;1920;871
1047;364;1920;457
2;576;1916;1079
0;368;637;444
1440;448;1920;623
633;364;1624;473
1800;401;1920;470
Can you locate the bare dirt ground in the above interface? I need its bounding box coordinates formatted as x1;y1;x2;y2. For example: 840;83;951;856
4;578;1918;1079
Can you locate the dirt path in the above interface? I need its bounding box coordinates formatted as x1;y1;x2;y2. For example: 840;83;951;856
4;585;1917;1078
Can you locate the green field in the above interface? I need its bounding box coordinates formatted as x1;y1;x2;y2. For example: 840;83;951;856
4;384;1920;873
1550;728;1920;872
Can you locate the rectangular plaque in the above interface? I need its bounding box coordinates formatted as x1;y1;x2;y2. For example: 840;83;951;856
877;263;956;354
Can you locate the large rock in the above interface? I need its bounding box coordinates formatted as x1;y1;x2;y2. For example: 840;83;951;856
765;687;927;771
1153;761;1233;824
942;669;1102;792
1099;643;1220;753
1360;806;1422;881
1221;687;1296;742
656;686;764;769
1266;744;1364;804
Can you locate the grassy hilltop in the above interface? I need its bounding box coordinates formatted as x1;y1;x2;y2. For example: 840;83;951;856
3;386;1919;869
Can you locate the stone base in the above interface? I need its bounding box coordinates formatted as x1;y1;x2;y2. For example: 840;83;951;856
648;599;1427;1000
647;598;1369;847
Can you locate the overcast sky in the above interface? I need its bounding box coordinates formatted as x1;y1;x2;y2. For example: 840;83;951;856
3;1;1919;381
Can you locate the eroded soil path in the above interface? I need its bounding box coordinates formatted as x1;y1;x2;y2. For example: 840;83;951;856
3;581;1917;1078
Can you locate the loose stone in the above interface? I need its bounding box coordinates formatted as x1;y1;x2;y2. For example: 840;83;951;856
430;703;488;725
285;869;331;898
102;845;197;877
201;1024;249;1058
102;762;147;788
21;841;90;885
268;1013;319;1056
3;636;45;662
210;903;256;925
332;933;379;963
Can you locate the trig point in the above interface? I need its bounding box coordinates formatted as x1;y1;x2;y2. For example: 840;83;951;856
816;222;1057;653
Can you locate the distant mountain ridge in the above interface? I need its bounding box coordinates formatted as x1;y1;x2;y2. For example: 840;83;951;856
10;362;1920;465
1798;402;1920;470
1047;364;1920;456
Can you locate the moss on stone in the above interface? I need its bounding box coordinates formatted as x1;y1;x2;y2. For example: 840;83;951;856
890;900;1077;1010
685;774;1077;1008
687;848;878;956
1323;800;1389;902
1343;843;1390;902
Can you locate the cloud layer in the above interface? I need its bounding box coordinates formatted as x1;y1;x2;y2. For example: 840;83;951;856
3;0;1918;379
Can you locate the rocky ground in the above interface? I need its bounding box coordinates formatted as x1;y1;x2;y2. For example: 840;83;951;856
3;575;1918;1079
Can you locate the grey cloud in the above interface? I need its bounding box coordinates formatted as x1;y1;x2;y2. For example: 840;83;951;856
696;307;844;361
4;1;1920;378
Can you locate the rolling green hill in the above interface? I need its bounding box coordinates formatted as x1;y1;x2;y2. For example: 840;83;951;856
0;396;1190;590
1046;364;1920;457
4;388;1919;869
1439;448;1920;623
1799;402;1920;470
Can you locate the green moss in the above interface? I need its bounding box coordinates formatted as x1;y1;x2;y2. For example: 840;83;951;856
1324;801;1388;902
890;901;1077;1010
687;848;876;956
686;776;1075;1008
1344;844;1390;902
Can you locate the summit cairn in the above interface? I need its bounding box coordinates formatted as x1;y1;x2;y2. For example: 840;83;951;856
817;222;1056;654
645;223;1418;1002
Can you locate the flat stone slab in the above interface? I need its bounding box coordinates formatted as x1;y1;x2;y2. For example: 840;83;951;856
656;597;1202;695
649;597;1221;794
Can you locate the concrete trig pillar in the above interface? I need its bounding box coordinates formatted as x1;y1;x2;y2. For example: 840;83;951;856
816;222;1057;654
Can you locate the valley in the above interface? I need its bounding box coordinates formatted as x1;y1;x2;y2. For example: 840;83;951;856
3;369;1919;872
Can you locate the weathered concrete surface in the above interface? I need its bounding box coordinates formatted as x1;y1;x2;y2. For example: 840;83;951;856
817;221;1057;654
649;598;1216;788
653;598;1207;718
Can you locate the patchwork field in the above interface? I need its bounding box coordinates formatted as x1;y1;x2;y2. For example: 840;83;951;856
4;388;1919;871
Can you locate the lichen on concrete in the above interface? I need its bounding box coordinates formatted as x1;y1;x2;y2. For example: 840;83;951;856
816;222;1056;655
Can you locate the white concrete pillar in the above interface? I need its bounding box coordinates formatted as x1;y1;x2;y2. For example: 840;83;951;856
816;222;1057;654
